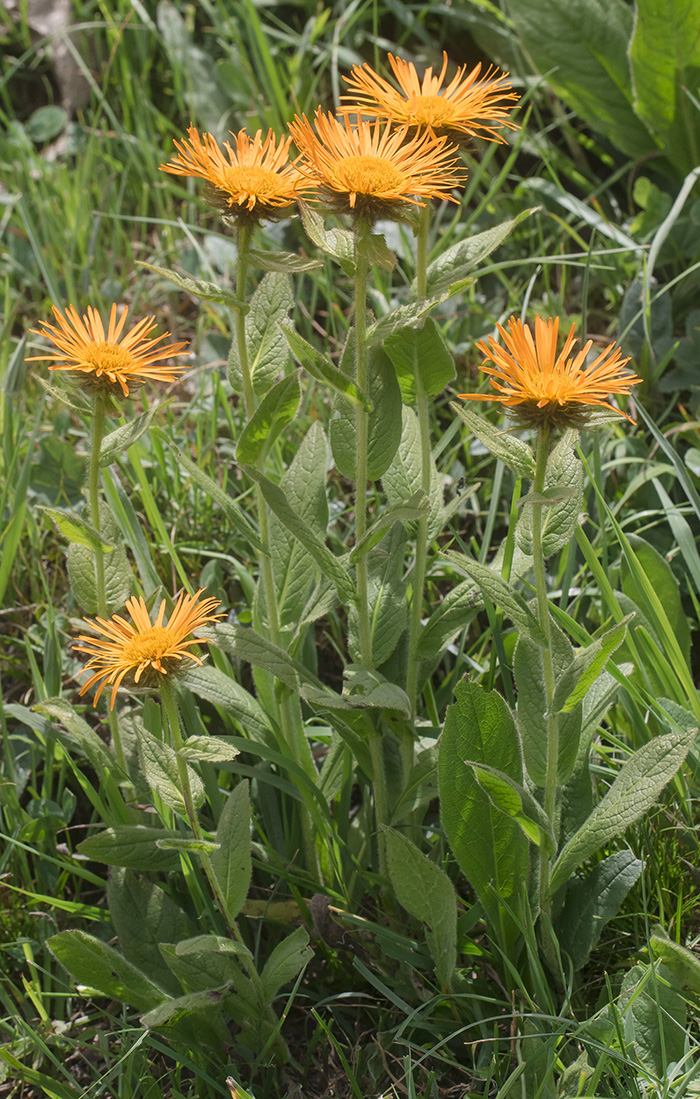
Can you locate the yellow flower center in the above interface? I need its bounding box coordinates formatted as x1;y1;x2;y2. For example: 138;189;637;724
408;95;455;127
221;165;285;202
336;155;406;197
122;626;175;667
83;343;134;375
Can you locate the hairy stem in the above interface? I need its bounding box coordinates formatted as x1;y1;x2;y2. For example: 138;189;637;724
353;241;373;668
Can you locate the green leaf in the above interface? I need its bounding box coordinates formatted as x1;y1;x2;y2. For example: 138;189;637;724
167;442;261;554
141;988;231;1029
550;616;631;714
517;433;584;557
299;202;355;273
550;728;695;894
629;0;700;177
260;926;313;1003
283;326;371;410
342;664;411;716
162;940;252;1001
236;373;300;465
177;735;240;763
210;782;251;923
136;724;204;817
138;261;239;308
179;664;272;740
64;501;132;615
100;405;162;466
242;465;355;605
424;211;537;295
77;826;182;871
451;402;536;478
367;295;448;346
443;551;546;646
385;318;455;404
48;930;165;1012
416;579;481;661
350;490;429;562
650;925;700;995
621;534;691;667
384;828;457;988
357;230;397;271
514;627;582;786
382;406;443;539
349;525;408;668
107;870;192;993
439;680;530;939
39;508;113;552
469;763;555;851
330;343;403;481
228;272;293;396
619;963;687;1077
507;0;653;161
271;421;330;627
155;837;220;853
556;851;642;970
36;697;116;774
249;248;322;273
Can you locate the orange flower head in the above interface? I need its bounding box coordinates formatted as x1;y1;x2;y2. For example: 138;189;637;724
460;315;641;428
75;590;225;710
289;110;466;221
160;125;305;222
341;52;519;145
29;304;188;399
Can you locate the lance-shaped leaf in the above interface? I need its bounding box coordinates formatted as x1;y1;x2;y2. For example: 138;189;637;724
417;579;481;661
425;210;538;295
556;850;642;970
39;507;113;552
210;781;251;923
136;724;204;817
249;248;322;273
179;664;272;740
100;405;162;466
228;272;293;396
367;294;448;345
242;465;355;604
77;826;182;871
48;930;166;1012
260;927;313;1003
443;551;546;646
451;402;536;479
385;318;455;404
177;735;240;763
138;261;240;308
299;202;355;273
236;373;300;465
550;615;632;714
350;490;429;562
549;727;695;895
283;326;371;410
468;762;556;853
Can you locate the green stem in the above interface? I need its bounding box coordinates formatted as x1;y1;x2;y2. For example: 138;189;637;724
235;224;320;879
354;240;372;668
531;426;559;912
89;396;126;773
405;205;432;730
368;727;389;880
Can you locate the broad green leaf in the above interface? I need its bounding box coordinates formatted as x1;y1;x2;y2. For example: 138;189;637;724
517;433;584;557
443;551;546;646
507;0;653;161
385;318;455;403
107;869;192;993
349;526;408;667
384;828;457;988
469;762;555;851
382;406;443;539
228;272;293;396
549;728;694;894
136;724;204;817
451;402;536;478
166;442;261;553
260;927;313;1003
48;929;165;1011
39;507;113;551
36;697;116;774
342;664;411;716
331;343;403;481
556;851;642;970
162;941;253;1001
390;747;438;824
283;326;371;410
138;261;239;308
350;490;429;562
514;626;582;786
416;579;481;660
629;0;700;176
66;502;132;614
271;421;330;626
550;616;631;714
100;405;161;466
439;680;529;939
249;248;322;273
77;826;182;871
621;534;691;667
179;664;272;740
243;465;355;605
210;782;251;922
650;925;700;995
367;294;449;346
236;373;300;465
620;963;687;1077
425;210;537;296
299;202;355;273
141;988;231;1029
357;230;397;270
177;735;240;763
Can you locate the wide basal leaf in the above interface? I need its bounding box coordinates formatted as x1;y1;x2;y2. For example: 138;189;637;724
619;963;687;1077
77;825;183;871
439;680;529;939
549;727;694;894
48;929;166;1012
556;850;642;970
385;828;457;988
107;869;193;993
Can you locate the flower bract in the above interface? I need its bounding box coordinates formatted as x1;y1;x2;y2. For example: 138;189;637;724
29;304;188;398
160;125;304;221
75;590;225;709
341;52;519;144
460;315;641;428
289;110;465;221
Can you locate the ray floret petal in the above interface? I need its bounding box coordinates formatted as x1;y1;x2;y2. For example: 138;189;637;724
460;315;641;427
341;51;520;142
74;590;225;710
28;304;189;398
